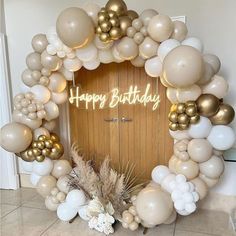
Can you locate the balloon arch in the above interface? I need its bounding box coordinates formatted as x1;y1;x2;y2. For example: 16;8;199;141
0;0;235;234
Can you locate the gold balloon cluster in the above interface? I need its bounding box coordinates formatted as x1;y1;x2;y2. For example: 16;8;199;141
96;0;138;42
168;101;200;131
20;133;64;162
196;94;235;125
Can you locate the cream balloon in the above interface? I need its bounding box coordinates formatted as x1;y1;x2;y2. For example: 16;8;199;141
182;37;203;52
158;39;180;62
51;160;72;179
63;57;82;72
44;101;59;121
42;120;56;132
98;49;114;64
160;76;173;87
175;159;199;180
171;21;188;41
32;34;48;53
162;45;204;88
202;75;228;99
144;56;162;77
117;37;138;60
169;129;191;140
30;85;51;104
45;196;60;211
59;66;73;81
187;139;213;163
199;155;224;179
26;52;43;71
33;127;50;140
166;87;178;103
37;175;57;197
197;62;215;85
82;2;100;25
176;85;202;103
20;114;43;130
76;43;98;62
0;122;32;153
56;7;94;48
203;54;221;74
131;56;146;67
191;177;208;200
21;69;37;87
51;90;68;104
48;72;67;93
139;9;158;26
168;155;180;173
83;59;100;70
136;186;173;226
57;175;70;193
163;210;177;224
94;35;113;50
139;37;159;59
41;51;62;71
30;173;42;186
199;173;219;188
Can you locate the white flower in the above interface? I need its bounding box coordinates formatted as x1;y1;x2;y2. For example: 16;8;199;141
87;197;105;217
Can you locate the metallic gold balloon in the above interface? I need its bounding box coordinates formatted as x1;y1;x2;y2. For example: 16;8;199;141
37;141;45;149
96;26;102;34
32;148;42;156
170;104;177;112
38;135;47;141
186;101;196;107
196;94;220;117
190;115;200;124
168;111;178;123
35;155;45;162
21;150;35;162
178;123;189;130
109;27;122;39
45;140;53;148
185;105;197;117
127;10;139;21
98;12;109;23
178;113;190;124
50;133;60;142
105;0;128;16
176;103;186;114
210;104;235;125
107;10;116;18
119;16;132;35
109;17;120;27
42;148;51;156
27;149;34;158
53;142;64;154
100;21;112;32
32;141;39;148
100;7;106;13
169;122;178;131
99;32;110;42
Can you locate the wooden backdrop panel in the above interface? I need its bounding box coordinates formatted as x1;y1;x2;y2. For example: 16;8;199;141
69;62;173;179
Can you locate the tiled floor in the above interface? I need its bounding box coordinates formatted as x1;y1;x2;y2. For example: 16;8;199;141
0;188;235;236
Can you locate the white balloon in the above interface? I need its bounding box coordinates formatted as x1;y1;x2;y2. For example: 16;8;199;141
176;174;187;183
185;202;196;213
161;174;176;193
174;199;185;211
98;49;114;64
151;165;171;184
59;66;74;81
144;56;162;77
82;2;100;25
166;87;178;104
158;39;180;62
44;101;59;121
21;159;33;172
57;202;78;221
188;116;212;139
51;90;68;104
78;205;90;221
76;43;98;62
176;85;202;103
57;175;70;194
30;85;51;104
30;172;42;186
182;37;203;52
169;129;191;140
20;83;31;93
112;44;125;63
83;59;100;70
32;158;53;176
63;57;82;72
47;45;57;55
66;189;87;210
207;125;236;150
183;192;194;203
33;127;50;140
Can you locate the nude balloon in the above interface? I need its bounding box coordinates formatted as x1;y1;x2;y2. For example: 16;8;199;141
32;34;48;53
187;139;213;163
166;87;178;103
171;21;188;42
117;37;138;60
199;155;224;179
51;160;72;179
168;155;180;173
203;54;221;74
41;51;62;71
160;76;173;88
30;85;51;104
26;52;43;71
20;115;42;130
21;69;37;87
131;56;146;67
0;122;32;153
140;9;158;26
182;37;203;52
145;56;162;77
44;101;59;121
57;175;70;193
202;75;228;99
37;175;57;198
33;127;50;140
48;72;67;93
82;2;100;25
169;129;191;141
158;39;180;62
176;85;201;103
162;45;204;88
56;7;94;48
42;120;56;132
175;159;199;180
199;173;219;188
51;90;68;105
139;37;159;59
191;177;208;200
147;14;173;42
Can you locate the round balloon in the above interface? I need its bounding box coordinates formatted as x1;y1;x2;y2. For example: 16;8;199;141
32;34;48;53
37;175;57;197
171;21;188;42
51;160;72;179
57;175;70;193
33;158;54;176
48;72;67;93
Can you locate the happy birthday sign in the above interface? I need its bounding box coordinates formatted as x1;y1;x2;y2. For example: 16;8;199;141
69;84;160;110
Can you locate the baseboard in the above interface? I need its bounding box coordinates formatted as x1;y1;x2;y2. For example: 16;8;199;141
20;174;35;188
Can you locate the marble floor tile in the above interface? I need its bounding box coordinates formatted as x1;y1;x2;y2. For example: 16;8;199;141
22;194;46;210
0;188;37;206
175;230;216;236
0;204;19;218
0;206;57;236
175;209;235;236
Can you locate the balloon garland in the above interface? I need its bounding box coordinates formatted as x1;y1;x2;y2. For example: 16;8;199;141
0;0;235;234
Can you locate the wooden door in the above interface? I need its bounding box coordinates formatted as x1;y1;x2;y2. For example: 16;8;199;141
69;62;173;179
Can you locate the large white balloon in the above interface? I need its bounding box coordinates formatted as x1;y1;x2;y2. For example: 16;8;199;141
21;159;33;172
83;59;100;70
30;85;51;104
82;2;100;25
158;39;180;62
188;116;212;139
30;173;42;186
63;57;82;72
182;37;203;52
66;189;87;210
57;202;78;221
151;165;171;184
98;49;114;64
32;158;54;176
207;125;236;150
145;56;162;77
76;43;98;62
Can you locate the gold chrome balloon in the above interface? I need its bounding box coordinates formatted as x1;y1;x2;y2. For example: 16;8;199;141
179;123;190;130
32;148;42;156
50;133;60;142
20;150;35;162
107;10;116;18
99;32;110;42
96;26;102;34
185;105;197;117
169;122;178;131
210;104;235;125
109;17;120;27
109;27;122;39
38;135;47;141
100;21;112;32
127;10;139;21
37;141;45;149
105;0;128;16
98;12;109;23
119;16;132;35
35;155;45;162
178;113;190;124
45;140;53;148
176;103;186;114
42;148;51;156
196;94;220;117
32;141;39;148
168;111;178;123
190;114;200;124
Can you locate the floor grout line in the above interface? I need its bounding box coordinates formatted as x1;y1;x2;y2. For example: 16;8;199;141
39;219;59;236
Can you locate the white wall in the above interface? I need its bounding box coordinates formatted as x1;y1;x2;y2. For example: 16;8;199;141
3;0;236;194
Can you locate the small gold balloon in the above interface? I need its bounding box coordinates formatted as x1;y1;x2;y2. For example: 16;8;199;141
96;26;102;34
178;123;190;130
190;114;200;124
35;155;45;162
186;101;196;107
176;103;186;114
107;10;116;18
109;17;120;27
32;141;39;148
32;148;42;156
98;12;109;23
38;135;47;141
20;151;34;162
99;32;110;42
119;16;132;35
100;21;112;32
53;142;64;155
37;141;45;149
168;111;178;123
109;27;122;39
105;0;128;16
100;7;106;13
42;148;51;156
169;122;178;131
45;139;53;148
178;113;190;124
171;104;177;112
27;149;35;158
127;10;139;21
196;94;220;117
185;105;197;117
210;104;235;125
50;133;60;142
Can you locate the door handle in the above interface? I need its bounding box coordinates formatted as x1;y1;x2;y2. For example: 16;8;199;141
121;117;132;122
104;118;118;122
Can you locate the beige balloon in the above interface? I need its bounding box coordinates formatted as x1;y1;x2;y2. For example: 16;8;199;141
197;62;215;85
33;127;50;140
171;21;188;41
41;51;62;71
176;85;202;103
202;75;228;99
117;37;138;60
191;177;208;200
20;114;42;130
48;72;67;93
45;196;59;211
139;37;159;59
131;56;146;67
199;155;224;179
147;14;173;42
140;9;158;26
136;186;173;226
163;210;177;224
168;155;180;173
161;76;173;88
56;175;70;193
31;34;48;53
199;173;219;188
0;122;32;153
162;45;204;88
44;101;59;121
56;7;94;48
203;54;221;74
166;87;178;104
37;175;57;198
42;120;56;132
26;52;43;71
51;160;72;179
175;159;199;180
21;69;37;87
82;3;100;25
